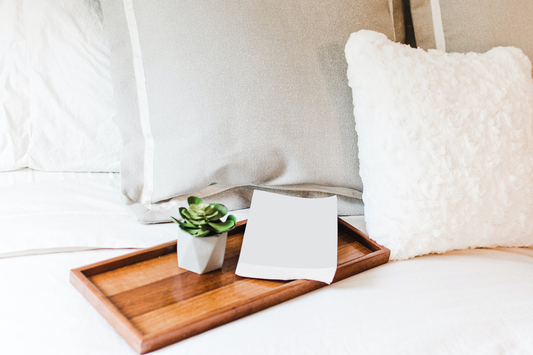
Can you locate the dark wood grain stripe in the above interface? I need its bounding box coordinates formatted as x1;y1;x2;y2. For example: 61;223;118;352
337;235;372;263
89;253;184;297
131;278;283;334
108;255;242;319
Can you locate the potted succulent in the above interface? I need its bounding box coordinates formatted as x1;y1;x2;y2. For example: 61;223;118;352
171;196;236;274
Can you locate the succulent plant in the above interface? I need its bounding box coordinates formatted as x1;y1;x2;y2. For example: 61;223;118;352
171;196;236;237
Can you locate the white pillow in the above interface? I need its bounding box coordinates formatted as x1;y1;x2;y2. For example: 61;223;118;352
0;0;29;171
0;0;120;172
345;30;533;260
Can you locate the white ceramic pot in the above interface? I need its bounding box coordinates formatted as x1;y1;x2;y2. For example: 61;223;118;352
176;229;228;274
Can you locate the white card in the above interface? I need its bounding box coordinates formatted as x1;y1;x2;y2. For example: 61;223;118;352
235;190;338;284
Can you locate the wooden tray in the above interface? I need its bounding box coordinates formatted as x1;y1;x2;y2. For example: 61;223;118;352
70;218;389;354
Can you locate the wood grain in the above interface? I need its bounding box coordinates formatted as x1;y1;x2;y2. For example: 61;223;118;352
70;218;390;354
131;278;282;334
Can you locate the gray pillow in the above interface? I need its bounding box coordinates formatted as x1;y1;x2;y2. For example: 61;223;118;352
410;0;533;74
101;0;405;223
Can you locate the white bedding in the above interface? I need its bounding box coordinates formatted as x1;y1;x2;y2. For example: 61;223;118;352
1;170;532;354
1;247;532;355
0;169;249;258
0;169;172;257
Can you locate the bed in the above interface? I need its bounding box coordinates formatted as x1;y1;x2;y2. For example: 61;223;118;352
1;172;532;354
1;0;533;354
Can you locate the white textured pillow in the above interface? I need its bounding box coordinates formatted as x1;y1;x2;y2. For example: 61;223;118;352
345;30;533;260
0;0;120;172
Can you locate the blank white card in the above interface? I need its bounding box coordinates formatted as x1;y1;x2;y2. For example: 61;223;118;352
235;190;338;284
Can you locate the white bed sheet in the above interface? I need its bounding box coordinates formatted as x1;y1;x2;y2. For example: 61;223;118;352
0;246;532;355
1;169;532;354
0;169;249;257
0;168;120;186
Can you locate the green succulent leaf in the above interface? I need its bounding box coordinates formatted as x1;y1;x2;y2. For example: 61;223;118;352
197;225;214;237
207;214;236;233
204;204;217;215
189;203;210;217
190;210;206;220
196;229;211;237
189;218;208;226
179;207;193;221
178;224;200;233
212;203;228;217
187;196;202;206
206;211;222;221
171;216;192;229
179;224;211;237
192;228;211;237
184;221;196;228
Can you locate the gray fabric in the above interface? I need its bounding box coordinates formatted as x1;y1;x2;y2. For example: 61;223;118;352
410;0;533;72
101;0;405;223
100;0;144;205
134;186;365;224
